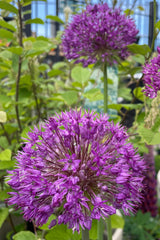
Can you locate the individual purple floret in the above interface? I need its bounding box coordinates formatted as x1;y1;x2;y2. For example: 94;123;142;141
62;4;138;67
7;109;145;232
142;47;160;98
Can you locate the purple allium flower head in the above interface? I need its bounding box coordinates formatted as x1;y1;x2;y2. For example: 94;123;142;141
62;4;138;67
142;48;160;98
7;109;145;232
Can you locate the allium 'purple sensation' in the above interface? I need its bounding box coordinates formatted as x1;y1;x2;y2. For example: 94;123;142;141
142;47;160;98
62;4;138;67
7;109;145;232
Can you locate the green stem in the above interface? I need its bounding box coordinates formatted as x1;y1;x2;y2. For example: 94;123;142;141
98;218;104;240
106;216;112;240
82;228;89;240
103;61;108;113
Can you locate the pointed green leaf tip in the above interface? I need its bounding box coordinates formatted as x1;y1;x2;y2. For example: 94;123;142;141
0;1;18;14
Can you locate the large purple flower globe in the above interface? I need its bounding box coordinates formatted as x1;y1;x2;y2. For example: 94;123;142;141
7;110;145;232
62;4;139;67
142;47;160;98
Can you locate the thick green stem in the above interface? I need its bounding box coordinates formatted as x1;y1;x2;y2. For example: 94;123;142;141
82;228;89;240
103;61;108;113
98;218;104;240
106;216;112;240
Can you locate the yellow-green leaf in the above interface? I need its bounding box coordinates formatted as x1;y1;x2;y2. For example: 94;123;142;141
0;149;11;161
0;111;7;123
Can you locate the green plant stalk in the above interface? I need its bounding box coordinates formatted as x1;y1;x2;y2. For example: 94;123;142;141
104;61;108;113
82;228;89;240
106;216;112;240
98;218;104;240
15;0;23;134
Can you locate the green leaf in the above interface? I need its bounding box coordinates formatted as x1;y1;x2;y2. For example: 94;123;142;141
151;117;160;132
0;208;9;228
53;62;67;69
71;66;91;85
137;6;144;11
0;1;18;14
0;149;11;161
133;87;144;102
111;214;125;229
45;224;71;240
25;18;44;25
0;111;7;123
13;231;37;240
0;71;8;79
118;88;132;101
138;125;160;145
38;64;49;72
0;160;15;170
8;46;23;55
61;91;78;105
124;9;134;15
131;54;145;65
127;44;151;56
0;137;9;149
0;29;13;39
0;20;16;32
46;15;64;24
155;20;160;30
83;88;103;101
108;103;142;111
90;219;98;240
48;69;63;77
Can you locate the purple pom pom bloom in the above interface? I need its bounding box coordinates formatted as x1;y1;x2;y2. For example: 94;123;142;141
62;4;138;67
7;109;145;232
143;49;160;98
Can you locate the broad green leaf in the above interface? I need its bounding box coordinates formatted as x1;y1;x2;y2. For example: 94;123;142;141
138;125;160;145
46;15;64;24
0;20;16;32
26;49;44;57
8;46;23;55
48;69;63;77
127;44;151;56
111;214;125;229
0;160;15;169
0;149;11;161
32;40;53;51
0;111;7;123
38;64;49;72
13;231;37;240
61;91;78;105
25;18;44;25
0;1;18;14
71;66;91;85
151;117;160;132
0;29;13;39
83;88;103;102
53;62;67;69
118;88;132;101
45;224;71;240
0;208;9;228
132;54;145;65
133;87;144;102
127;66;142;76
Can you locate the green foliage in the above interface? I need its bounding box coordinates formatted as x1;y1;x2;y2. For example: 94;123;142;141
46;15;64;24
123;211;160;240
127;43;151;56
0;208;9;228
111;214;125;229
13;231;37;240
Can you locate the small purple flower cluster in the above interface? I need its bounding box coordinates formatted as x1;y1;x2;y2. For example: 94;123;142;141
62;4;138;67
142;47;160;98
7;109;145;232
